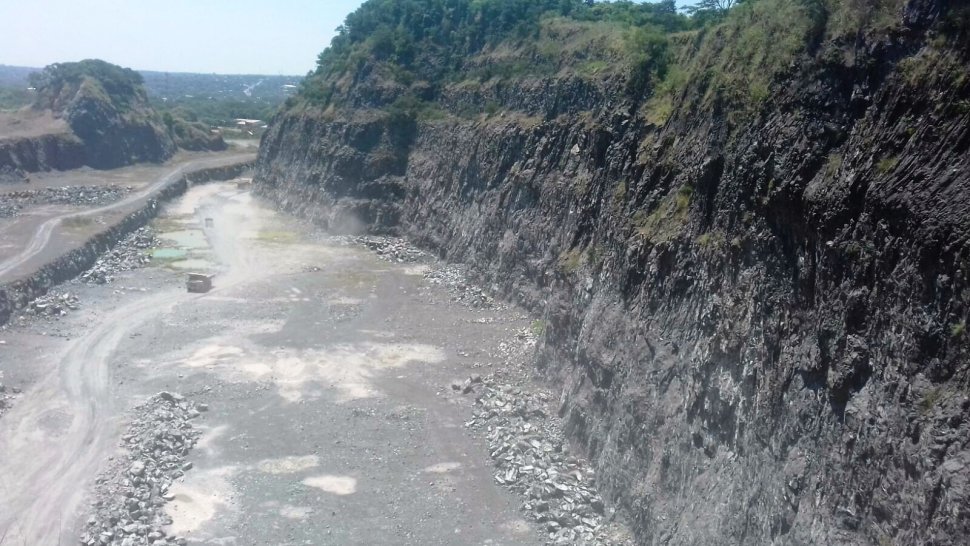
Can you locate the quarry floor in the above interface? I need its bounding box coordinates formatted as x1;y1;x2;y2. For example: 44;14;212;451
0;181;548;545
0;150;256;282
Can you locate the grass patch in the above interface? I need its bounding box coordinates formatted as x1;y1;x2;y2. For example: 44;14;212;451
633;185;693;244
897;47;968;92
612;180;628;208
62;216;95;229
558;248;585;273
952;321;966;338
696;230;726;249
824;152;843;179
826;0;908;39
921;387;945;415
650;0;818;116
876;156;899;174
530;319;547;337
256;230;298;244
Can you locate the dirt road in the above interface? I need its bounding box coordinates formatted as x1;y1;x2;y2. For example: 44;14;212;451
0;182;544;545
0;153;254;281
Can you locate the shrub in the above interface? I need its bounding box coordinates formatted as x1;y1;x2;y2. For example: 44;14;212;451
952;321;967;338
633;185;693;244
876;156;899;174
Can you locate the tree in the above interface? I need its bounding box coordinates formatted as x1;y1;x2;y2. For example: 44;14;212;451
685;0;740;17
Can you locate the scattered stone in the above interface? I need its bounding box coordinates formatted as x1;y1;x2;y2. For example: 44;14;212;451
325;234;428;263
80;392;203;546
24;290;80;317
0;185;132;218
466;376;633;545
327;234;503;309
424;265;502;309
0;374;15;421
80;226;158;284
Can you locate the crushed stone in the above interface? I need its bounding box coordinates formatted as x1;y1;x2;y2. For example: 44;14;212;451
80;391;204;546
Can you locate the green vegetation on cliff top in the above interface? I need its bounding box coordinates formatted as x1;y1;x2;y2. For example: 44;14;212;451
29;59;147;111
24;59;225;151
300;0;685;107
294;0;967;123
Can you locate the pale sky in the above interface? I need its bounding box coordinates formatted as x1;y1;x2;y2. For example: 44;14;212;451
0;1;693;76
0;0;366;75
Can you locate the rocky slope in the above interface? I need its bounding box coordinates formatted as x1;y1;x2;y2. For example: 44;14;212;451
0;60;224;173
0;133;85;175
254;1;970;544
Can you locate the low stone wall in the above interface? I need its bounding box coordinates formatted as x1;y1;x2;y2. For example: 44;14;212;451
0;160;252;325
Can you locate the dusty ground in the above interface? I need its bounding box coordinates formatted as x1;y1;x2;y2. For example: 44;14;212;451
0;182;551;545
0;151;255;282
0;109;70;141
0;151;250;195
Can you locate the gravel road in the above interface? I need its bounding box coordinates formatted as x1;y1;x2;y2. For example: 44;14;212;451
0;181;630;545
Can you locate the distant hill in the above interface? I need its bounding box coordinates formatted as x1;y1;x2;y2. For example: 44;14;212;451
1;59;226;173
0;64;303;129
0;65;301;102
140;71;301;102
0;65;35;88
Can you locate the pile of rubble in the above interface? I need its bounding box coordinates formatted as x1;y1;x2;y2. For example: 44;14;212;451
81;392;205;546
355;235;429;263
327;234;430;263
424;265;501;310
23;290;80;317
325;234;503;309
463;378;630;545
80;226;158;284
0;185;132;218
0;379;18;420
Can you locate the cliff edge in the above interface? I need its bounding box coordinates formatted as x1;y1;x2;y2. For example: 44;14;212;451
255;1;970;543
0;59;225;175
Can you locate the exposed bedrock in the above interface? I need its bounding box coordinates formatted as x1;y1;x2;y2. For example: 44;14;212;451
0;133;86;174
253;6;969;545
0;161;252;326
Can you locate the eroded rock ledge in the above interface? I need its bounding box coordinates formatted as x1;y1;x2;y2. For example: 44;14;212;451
253;4;969;544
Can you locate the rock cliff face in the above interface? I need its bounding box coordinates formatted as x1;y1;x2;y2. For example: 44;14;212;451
62;85;175;169
0;133;85;174
0;161;252;326
254;2;969;544
0;60;225;173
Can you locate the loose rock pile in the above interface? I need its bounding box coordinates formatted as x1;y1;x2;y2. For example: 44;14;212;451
0;185;132;218
330;235;430;263
80;226;158;284
464;378;630;546
24;290;80;317
424;264;501;309
327;234;502;309
81;392;204;546
0;380;17;420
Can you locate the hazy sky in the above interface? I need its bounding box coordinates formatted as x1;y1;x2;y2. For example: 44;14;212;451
0;0;365;75
0;1;692;76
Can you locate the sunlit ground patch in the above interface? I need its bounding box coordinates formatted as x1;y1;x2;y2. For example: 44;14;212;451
279;505;313;519
302;474;357;495
193;423;229;458
422;462;462;474
172;339;446;402
257;455;320;475
165;465;238;535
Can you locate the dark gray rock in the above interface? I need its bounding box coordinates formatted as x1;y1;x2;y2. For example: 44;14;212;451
252;3;970;544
